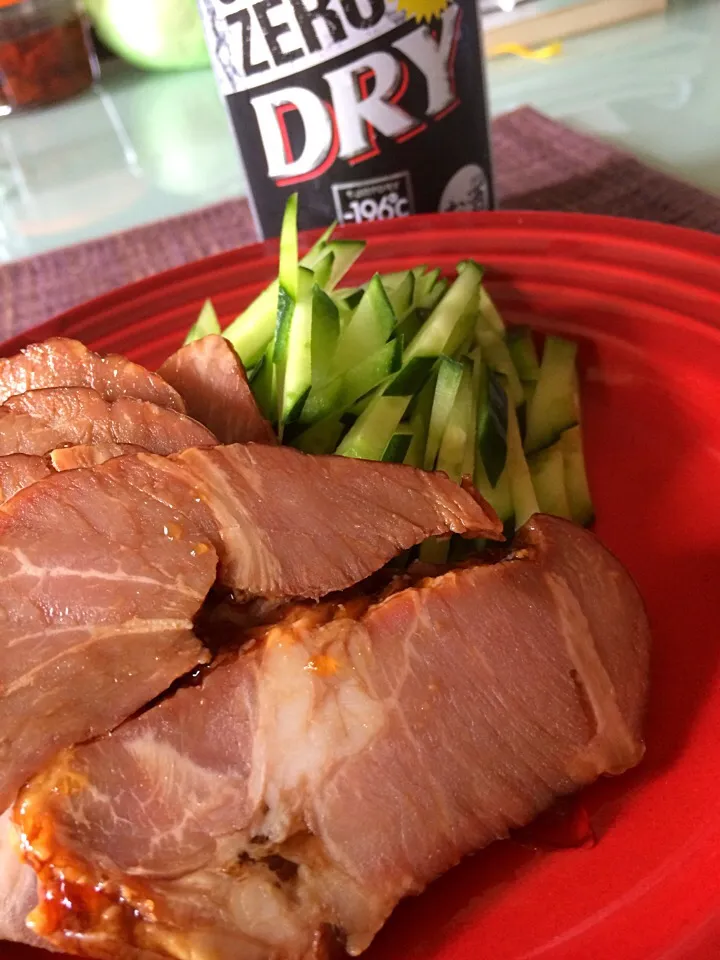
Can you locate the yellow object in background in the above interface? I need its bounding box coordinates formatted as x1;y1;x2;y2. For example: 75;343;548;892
483;0;667;58
490;41;563;60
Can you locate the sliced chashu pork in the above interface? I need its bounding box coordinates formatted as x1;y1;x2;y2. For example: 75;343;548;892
0;810;45;950
0;459;218;812
0;445;144;506
9;516;650;960
49;442;146;471
0;387;216;457
0;446;150;507
169;443;500;599
159;335;277;445
0;337;184;410
0;454;52;503
0;444;500;808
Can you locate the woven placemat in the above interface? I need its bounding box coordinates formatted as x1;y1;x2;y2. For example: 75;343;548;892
2;106;720;341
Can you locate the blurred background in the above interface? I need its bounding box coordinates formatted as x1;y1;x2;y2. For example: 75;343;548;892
0;0;716;263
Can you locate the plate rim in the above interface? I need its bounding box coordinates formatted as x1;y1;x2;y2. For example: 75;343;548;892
5;210;720;356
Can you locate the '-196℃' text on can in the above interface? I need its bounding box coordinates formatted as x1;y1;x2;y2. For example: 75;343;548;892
197;0;495;238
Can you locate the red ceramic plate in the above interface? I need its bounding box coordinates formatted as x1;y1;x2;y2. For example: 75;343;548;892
5;211;720;960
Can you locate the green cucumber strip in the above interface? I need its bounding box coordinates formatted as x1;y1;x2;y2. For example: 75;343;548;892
299;221;336;267
311;250;335;290
302;338;401;424
278;193;299;300
383;355;435;397
436;360;473;483
476;362;509;487
508;326;540;382
332;274;396;374
444;302;477;359
414;267;441;307
386;271;414;318
277;265;315;426
333;285;358;301
342;338;402;402
462;348;482;479
506;395;539;528
275;267;317;424
528;443;572;519
299;379;341;426
292;415;344;455
247;354;264;384
270;193;302;423
405;261;483;362
311;286;340;387
474;452;514;529
382;425;415;463
524;336;579;453
477;285;506;336
222;214;332;367
375;269;404;289
422;276;449;311
336;395;410;460
273;287;294;373
418;536;450;564
395;306;426;347
252;341;277;422
424;357;464;471
322;240;366;291
419;363;474;566
560;425;594;526
341;288;364;312
379;267;425;291
222;282;278;368
184;299;220;344
404;375;435;468
475;327;524;406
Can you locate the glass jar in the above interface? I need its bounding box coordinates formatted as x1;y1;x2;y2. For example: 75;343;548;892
0;0;98;114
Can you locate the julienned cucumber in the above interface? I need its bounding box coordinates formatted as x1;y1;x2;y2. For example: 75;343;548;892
182;194;594;540
276;266;314;427
436;360;473;483
560;425;594;526
382;425;415;463
424;357;464;471
404;262;483;361
301;338;402;424
184;299;220;344
524;336;579;453
476;363;508;488
336;395;410;460
505;396;540;528
321;240;365;291
331;274;395;375
528;443;572;520
221;220;335;367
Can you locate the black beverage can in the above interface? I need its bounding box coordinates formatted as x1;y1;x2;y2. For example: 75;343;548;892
197;0;494;238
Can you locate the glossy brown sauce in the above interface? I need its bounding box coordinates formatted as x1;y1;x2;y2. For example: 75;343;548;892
13;769;148;948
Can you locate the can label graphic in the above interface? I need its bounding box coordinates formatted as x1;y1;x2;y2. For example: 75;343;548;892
198;0;494;237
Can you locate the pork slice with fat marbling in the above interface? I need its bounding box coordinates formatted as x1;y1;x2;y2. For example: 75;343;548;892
0;337;185;410
0;387;217;456
0;446;146;507
0;444;499;810
0;454;52;503
50;442;147;471
10;516;650;960
0;459;219;812
159;335;277;445
170;443;501;598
